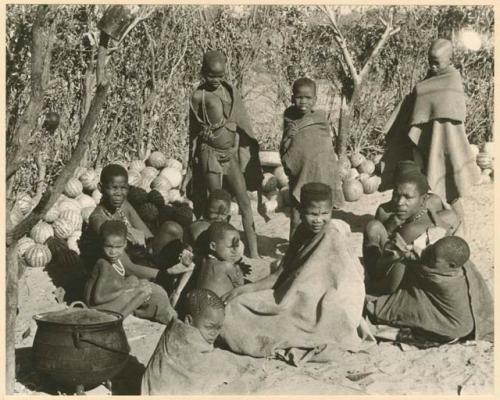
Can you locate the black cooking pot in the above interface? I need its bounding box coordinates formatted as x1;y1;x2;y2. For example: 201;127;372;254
32;302;130;392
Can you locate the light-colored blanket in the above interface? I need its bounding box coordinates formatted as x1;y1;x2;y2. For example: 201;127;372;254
221;220;375;364
141;319;255;395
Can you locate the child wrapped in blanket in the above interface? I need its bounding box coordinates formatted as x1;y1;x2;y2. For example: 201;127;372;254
84;220;177;324
141;288;253;395
365;236;493;343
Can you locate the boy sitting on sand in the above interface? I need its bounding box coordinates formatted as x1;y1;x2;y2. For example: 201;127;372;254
79;164;158;279
84;220;177;324
142;289;251;395
365;236;493;343
195;221;246;298
280;77;343;239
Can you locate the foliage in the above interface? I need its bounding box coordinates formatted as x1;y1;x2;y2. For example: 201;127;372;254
6;5;493;196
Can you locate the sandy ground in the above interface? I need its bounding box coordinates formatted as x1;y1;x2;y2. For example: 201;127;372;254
13;183;494;395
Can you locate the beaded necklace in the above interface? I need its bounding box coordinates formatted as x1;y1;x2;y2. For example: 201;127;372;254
112;259;125;277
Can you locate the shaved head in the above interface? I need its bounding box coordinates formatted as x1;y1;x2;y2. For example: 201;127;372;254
202;50;226;74
428;39;452;73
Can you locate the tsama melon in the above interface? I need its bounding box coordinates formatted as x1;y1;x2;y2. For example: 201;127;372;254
259;151;281;167
17;237;35;259
358;159;375;175
347;168;359;180
358;173;370;183
168;189;183;203
129;159;146;173
43;206;60;223
362;175;381;194
58;198;81;213
53;218;75;239
76;193;96;209
16;193;33;215
141;166;159;179
482;141;494;156
30;221;54;244
165;158;183;171
24;244;52;268
64;178;83;198
139;175;155;193
80;169;99;192
350;153;365;168
469;144;480;158
147;151;167;169
128;169;142;187
273;166;289;188
477;152;492;169
160;168;183;188
343;179;363;202
73;166;87;179
59;209;83;231
91;189;102;204
151;176;172;192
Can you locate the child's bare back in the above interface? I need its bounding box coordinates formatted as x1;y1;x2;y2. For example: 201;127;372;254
196;257;244;298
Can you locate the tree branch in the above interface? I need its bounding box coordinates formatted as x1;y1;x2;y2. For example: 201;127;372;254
358;11;400;83
319;5;359;83
6;5;54;181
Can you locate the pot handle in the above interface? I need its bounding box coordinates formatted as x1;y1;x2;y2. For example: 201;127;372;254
69;301;88;309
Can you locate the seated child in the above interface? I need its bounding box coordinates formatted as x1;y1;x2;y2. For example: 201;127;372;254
84;220;177;325
280;77;343;239
142;289;250;395
79;164;157;277
186;188;232;253
196;221;245;298
365;236;493;343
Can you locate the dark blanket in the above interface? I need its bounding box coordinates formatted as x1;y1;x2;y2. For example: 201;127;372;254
188;80;263;217
368;261;493;342
280;107;342;206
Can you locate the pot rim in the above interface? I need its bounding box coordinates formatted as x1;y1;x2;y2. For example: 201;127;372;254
33;309;124;329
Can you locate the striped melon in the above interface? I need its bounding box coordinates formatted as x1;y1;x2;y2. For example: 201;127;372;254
76;193;96;209
358;173;370;183
141;166;159;179
16;193;33;215
482;141;494;156
160;168;182;188
139;175;155;192
165;158;183;171
25;244;52;268
53;218;75;239
128;169;142;187
259;151;281;167
347;168;359;180
73;166;87;179
91;189;102;204
168;189;183;203
30;221;54;244
17;237;35;259
477;152;492;169
147;151;167;169
59;209;83;231
64;178;83;198
112;160;129;170
81;207;95;224
43;206;60;223
80;169;99;192
151;176;172;192
469;144;480;158
129;159;146;173
58;198;81;213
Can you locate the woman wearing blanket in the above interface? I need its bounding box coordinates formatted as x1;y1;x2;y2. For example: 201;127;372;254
220;182;375;365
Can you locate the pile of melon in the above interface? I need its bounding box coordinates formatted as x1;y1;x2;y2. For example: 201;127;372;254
258;151;291;214
470;142;494;185
341;153;382;202
14;151;186;269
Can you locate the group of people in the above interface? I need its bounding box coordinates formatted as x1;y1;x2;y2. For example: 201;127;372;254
77;39;492;395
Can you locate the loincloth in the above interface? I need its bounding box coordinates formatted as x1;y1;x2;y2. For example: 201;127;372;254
197;140;238;176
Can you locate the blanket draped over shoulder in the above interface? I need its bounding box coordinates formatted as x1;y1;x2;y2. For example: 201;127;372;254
380;67;479;200
220;220;374;364
280;107;343;207
141;319;255;395
369;260;493;342
188;80;263;216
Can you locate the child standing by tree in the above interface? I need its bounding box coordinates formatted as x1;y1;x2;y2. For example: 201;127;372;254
185;50;264;259
280;78;343;239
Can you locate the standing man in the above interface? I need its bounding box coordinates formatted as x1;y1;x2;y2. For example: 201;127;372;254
184;50;264;258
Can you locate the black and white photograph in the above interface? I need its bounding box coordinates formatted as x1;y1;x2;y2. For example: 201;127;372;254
5;3;495;396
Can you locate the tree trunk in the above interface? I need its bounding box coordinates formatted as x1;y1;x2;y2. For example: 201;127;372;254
6;245;19;394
